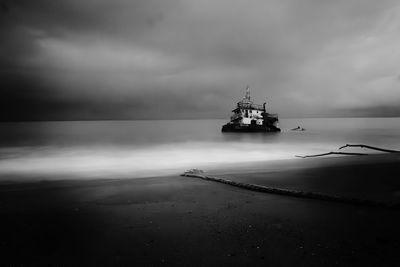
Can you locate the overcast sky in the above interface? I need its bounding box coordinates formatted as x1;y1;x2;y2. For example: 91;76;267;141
1;0;400;120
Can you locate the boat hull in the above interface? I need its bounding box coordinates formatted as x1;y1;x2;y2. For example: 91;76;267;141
221;123;280;133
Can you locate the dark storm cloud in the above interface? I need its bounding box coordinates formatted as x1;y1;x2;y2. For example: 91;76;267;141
1;0;400;120
0;71;229;121
1;0;166;35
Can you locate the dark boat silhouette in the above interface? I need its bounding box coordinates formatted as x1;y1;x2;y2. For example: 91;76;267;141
222;86;280;132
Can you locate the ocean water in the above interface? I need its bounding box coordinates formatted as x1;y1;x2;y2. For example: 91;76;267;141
0;118;399;180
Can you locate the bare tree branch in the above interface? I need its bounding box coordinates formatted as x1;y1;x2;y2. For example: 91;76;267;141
295;151;368;158
339;144;400;153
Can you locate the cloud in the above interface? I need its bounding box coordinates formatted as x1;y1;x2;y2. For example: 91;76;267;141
1;0;400;120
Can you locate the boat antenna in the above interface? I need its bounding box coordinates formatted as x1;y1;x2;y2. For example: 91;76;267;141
245;85;250;101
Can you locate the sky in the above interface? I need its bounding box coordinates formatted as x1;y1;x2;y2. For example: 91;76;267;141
1;0;400;120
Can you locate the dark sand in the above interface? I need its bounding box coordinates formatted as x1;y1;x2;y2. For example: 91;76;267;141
1;154;400;266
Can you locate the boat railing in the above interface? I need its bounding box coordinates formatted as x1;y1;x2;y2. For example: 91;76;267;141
237;102;265;111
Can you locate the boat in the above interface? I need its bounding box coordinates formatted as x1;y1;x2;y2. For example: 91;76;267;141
221;86;280;132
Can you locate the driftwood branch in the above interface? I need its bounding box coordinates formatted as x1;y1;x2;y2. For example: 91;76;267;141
339;144;400;153
295;151;368;159
297;144;400;159
181;172;399;209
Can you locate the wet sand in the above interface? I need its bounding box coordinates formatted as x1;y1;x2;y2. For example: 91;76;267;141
1;154;400;266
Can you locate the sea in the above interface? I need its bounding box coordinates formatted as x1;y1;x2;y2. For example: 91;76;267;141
0;118;399;180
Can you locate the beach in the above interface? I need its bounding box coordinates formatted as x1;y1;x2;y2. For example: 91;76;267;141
4;0;400;265
1;153;400;266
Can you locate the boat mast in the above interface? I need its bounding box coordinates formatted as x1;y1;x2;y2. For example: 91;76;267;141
245;85;250;101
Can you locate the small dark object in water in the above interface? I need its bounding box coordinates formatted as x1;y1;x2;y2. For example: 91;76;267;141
291;126;305;131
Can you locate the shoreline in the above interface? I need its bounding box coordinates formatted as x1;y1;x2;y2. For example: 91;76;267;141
1;152;398;183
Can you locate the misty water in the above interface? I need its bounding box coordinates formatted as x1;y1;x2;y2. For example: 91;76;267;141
0;118;399;180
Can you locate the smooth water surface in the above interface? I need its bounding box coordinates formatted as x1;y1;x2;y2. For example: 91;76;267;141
0;118;399;180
